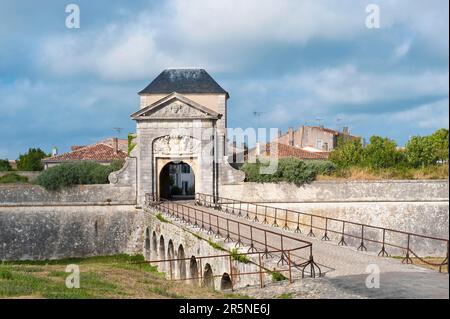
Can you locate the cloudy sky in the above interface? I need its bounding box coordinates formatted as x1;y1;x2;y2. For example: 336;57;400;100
0;0;448;159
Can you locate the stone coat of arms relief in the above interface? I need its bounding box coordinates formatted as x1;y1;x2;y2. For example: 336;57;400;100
153;135;200;155
150;101;207;118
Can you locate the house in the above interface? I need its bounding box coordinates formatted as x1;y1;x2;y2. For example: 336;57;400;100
42;138;127;169
277;125;360;152
248;142;330;160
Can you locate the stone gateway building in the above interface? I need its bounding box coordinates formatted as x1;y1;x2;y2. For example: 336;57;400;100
109;69;244;204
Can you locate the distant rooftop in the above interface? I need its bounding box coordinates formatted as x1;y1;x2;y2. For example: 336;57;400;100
139;69;229;97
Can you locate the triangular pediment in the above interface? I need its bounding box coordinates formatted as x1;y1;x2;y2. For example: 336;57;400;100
131;92;220;120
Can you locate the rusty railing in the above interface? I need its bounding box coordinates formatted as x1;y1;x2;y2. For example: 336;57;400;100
149;198;322;278
195;193;449;273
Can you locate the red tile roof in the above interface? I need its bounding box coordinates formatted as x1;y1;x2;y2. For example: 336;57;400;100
263;142;330;160
43;143;127;163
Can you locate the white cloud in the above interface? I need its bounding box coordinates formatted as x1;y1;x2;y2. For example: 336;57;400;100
394;40;412;59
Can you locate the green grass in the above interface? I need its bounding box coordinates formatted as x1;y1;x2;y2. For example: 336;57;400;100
0;173;28;184
0;254;246;299
230;248;251;264
156;213;169;223
270;271;288;282
206;240;227;252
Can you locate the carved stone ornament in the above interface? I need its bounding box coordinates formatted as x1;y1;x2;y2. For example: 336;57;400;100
153;135;200;155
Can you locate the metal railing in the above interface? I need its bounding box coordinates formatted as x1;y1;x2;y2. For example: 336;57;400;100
195;193;449;273
146;197;322;278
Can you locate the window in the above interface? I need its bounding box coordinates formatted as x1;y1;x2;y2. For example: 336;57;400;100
316;139;323;150
181;164;190;174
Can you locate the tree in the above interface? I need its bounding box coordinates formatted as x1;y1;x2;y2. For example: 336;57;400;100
16;148;48;171
429;128;449;163
406;129;449;167
329;139;364;168
0;159;12;171
363;136;402;169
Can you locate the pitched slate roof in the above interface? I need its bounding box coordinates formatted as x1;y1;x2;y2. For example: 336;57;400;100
42;143;127;163
139;69;229;97
262;142;330;160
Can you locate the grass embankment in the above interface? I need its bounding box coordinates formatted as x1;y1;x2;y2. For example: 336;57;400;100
316;164;448;181
0;254;245;299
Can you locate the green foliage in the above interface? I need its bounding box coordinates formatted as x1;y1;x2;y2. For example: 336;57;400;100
110;159;125;172
406;129;449;167
304;160;336;176
35;161;119;191
270;271;287;282
16;148;48;171
0;159;12;171
230;248;251;264
128;133;137;156
0;173;28;184
329;139;364;168
155;213;169;223
241;157;317;186
362;136;403;169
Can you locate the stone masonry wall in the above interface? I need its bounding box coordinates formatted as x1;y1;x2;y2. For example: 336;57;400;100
0;184;135;205
0;205;140;261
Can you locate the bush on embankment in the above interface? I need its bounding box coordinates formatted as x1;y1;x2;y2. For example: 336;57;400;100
35;160;124;191
241;157;335;186
0;173;29;184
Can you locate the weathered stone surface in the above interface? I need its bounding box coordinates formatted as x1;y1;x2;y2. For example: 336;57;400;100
219;180;449;202
0;205;139;260
0;184;135;205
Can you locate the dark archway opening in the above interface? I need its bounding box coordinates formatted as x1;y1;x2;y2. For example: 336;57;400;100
177;244;186;280
202;264;214;290
144;227;151;261
160;161;195;200
220;273;233;291
168;240;175;278
189;256;199;286
151;231;158;258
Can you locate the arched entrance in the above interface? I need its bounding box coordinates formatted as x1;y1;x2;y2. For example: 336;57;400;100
159;161;195;200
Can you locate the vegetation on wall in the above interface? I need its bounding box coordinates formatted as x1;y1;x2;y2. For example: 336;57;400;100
0;159;12;171
0;173;28;184
16;148;49;171
128;133;137;156
35;161;124;191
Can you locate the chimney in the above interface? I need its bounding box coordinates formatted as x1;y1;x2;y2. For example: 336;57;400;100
113;137;118;154
343;126;349;135
288;127;294;146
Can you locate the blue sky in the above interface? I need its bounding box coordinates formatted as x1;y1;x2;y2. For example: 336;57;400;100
0;0;448;159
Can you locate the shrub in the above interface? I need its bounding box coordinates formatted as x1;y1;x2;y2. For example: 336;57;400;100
0;173;28;184
0;159;12;171
241;157;317;186
35;161;120;191
304;160;336;176
17;148;48;171
406;129;449;167
329;139;364;168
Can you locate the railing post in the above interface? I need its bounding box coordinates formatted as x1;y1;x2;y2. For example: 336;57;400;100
321;218;330;241
307;215;315;237
258;253;264;288
357;225;367;251
288;250;293;284
253;204;260;222
378;229;389;257
402;234;413;264
295;212;301;233
229;255;234;291
224;219;231;242
282;209;289;230
338;221;347;246
272;208;279;227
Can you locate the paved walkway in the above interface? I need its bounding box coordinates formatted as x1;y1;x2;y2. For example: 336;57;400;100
162;201;449;299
